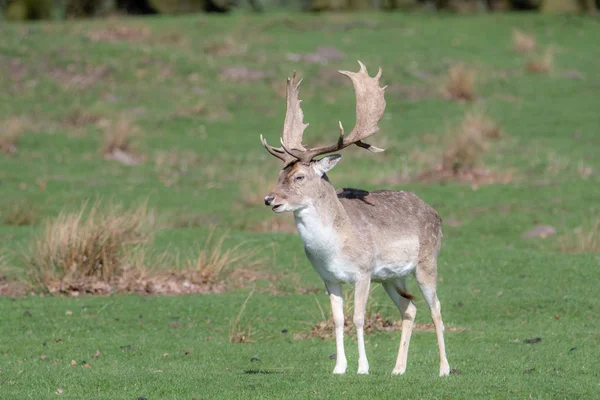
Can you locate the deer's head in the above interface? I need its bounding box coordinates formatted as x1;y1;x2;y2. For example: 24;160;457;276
261;61;387;213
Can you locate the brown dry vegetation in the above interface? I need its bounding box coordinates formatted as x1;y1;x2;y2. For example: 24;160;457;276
415;110;512;185
25;201;151;292
419;111;512;183
0;116;26;153
558;217;600;253
443;64;476;101
526;47;555;74
512;29;536;53
229;287;257;343
19;202;269;296
2;201;38;226
101;118;139;165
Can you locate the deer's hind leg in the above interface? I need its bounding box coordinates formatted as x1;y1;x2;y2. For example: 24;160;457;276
383;278;416;375
415;257;450;376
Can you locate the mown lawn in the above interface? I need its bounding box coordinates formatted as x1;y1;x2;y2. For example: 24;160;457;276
1;11;599;399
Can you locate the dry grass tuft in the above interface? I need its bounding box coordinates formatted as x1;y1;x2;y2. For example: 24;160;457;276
558;218;600;253
443;64;477;102
512;29;536;53
441;111;501;173
2;201;38;226
102;118;139;165
25;201;151;293
414;110;512;185
526;47;555;74
186;229;247;287
229;286;257;343
0;116;26;153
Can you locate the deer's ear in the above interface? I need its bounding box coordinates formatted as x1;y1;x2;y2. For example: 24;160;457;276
313;154;342;177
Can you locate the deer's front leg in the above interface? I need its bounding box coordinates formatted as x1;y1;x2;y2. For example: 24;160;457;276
326;282;347;374
354;276;371;374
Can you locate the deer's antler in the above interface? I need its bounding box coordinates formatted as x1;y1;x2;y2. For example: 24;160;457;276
261;61;386;165
260;71;308;166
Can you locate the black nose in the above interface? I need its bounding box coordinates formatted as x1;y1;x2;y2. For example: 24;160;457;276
264;195;274;206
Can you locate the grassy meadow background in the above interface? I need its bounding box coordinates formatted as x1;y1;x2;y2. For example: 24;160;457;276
1;11;599;399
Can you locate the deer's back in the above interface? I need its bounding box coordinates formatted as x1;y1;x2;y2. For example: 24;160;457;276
337;188;443;258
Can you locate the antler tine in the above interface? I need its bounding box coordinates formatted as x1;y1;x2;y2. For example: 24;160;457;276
260;134;296;165
260;62;386;164
300;61;387;161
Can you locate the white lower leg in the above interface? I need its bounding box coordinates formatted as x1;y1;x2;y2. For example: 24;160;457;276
392;302;416;375
354;278;371;374
432;300;450;376
327;283;347;374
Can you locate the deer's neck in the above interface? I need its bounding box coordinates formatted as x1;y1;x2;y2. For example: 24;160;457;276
293;182;350;260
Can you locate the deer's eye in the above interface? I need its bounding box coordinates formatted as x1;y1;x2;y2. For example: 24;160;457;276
294;175;305;182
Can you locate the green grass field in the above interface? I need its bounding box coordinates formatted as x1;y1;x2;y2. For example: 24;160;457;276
1;11;599;399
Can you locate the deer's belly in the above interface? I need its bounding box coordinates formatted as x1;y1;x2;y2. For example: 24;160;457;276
311;258;362;284
371;260;416;281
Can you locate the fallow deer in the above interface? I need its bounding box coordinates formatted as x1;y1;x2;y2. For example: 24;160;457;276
260;61;450;376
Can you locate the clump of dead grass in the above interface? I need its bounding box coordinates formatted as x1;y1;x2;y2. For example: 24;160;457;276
229;286;257;343
558;217;600;253
25;201;151;293
512;29;536;54
442;64;477;102
526;46;555;74
416;110;512;185
441;111;501;173
101;118;139;165
16;204;269;296
1;116;26;153
2;200;38;226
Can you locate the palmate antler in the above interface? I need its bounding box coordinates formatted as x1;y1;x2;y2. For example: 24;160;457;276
260;61;387;166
